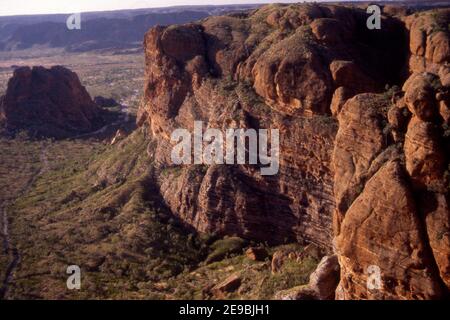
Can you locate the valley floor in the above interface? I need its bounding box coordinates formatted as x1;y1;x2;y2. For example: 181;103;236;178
0;47;322;299
0;132;321;299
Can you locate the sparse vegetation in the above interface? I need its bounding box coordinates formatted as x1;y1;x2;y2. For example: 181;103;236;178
429;10;450;35
205;237;247;264
1;128;321;299
164;242;321;300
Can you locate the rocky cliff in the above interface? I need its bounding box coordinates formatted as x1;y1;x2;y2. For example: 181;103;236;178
0;66;104;138
137;3;449;299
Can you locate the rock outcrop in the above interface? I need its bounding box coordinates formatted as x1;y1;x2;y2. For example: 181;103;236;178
405;9;450;74
137;3;449;299
333;45;449;299
138;3;408;249
0;66;104;138
332;8;450;299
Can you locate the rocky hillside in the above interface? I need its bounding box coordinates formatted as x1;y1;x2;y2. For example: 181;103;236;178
0;66;105;138
137;3;449;299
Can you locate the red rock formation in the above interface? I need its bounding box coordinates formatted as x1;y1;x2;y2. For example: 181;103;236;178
335;160;444;299
139;3;407;248
405;9;450;74
0;66;103;138
333;73;449;299
138;3;449;299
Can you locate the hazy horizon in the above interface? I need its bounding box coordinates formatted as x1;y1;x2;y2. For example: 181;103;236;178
0;0;373;17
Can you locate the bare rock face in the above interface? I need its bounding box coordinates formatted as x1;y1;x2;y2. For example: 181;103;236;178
333;71;449;299
404;117;446;190
275;255;340;300
332;93;387;230
329;60;378;93
330;86;353;117
335;161;443;300
423;193;450;289
0;66;103;138
311;18;351;45
251;32;333;115
403;72;440;121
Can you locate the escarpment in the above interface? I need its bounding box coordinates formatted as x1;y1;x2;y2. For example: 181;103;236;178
138;3;449;299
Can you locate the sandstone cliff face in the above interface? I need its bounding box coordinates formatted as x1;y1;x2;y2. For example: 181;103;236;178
0;66;103;138
138;3;449;299
139;3;407;248
333;73;449;299
333;8;450;299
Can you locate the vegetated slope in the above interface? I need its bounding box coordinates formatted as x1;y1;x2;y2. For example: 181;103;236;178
137;2;450;300
1;128;322;299
2;130;203;299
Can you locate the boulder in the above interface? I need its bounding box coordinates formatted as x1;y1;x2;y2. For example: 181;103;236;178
245;247;268;261
329;60;378;93
211;273;242;298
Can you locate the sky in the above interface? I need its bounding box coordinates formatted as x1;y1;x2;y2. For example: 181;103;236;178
0;0;329;16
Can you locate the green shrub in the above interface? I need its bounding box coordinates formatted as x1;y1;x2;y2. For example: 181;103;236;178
205;236;247;264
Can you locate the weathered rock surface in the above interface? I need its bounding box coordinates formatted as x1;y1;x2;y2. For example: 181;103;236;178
404;117;446;190
335;161;444;299
333;70;449;299
423;193;450;289
0;66;104;138
403;72;441;121
332;93;388;231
